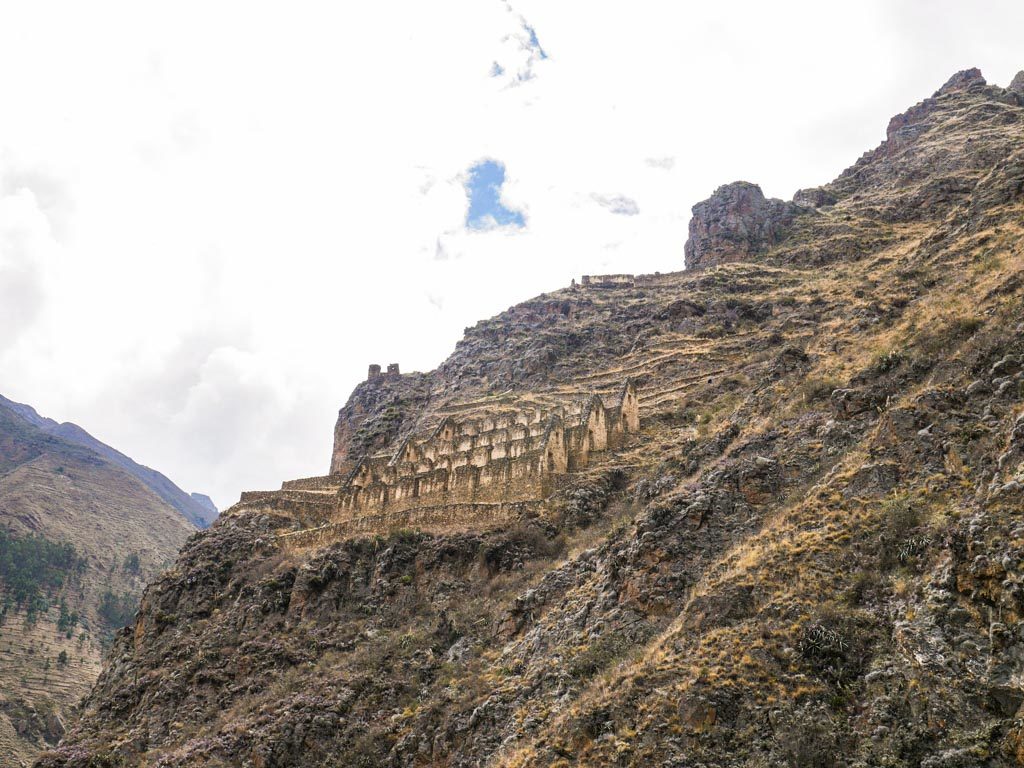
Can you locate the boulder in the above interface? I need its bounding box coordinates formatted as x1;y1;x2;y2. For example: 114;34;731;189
830;387;887;419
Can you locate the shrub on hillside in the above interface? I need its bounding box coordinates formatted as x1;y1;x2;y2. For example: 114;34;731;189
0;527;85;614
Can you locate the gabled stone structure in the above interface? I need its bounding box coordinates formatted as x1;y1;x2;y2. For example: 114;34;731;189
233;379;640;542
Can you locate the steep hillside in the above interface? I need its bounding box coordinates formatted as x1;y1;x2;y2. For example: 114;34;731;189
0;396;218;529
38;69;1024;767
0;401;197;767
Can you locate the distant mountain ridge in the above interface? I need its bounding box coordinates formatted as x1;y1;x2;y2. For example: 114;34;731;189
190;493;218;522
0;393;199;765
0;395;217;528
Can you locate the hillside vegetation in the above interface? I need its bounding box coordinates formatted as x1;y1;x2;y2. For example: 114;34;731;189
37;69;1024;768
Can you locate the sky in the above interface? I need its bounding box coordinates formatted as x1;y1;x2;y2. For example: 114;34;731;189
1;1;1023;510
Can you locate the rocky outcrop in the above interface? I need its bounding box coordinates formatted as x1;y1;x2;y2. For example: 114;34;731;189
883;68;986;155
808;67;1024;228
1010;71;1024;96
683;181;806;270
934;66;987;95
792;186;837;209
330;371;433;475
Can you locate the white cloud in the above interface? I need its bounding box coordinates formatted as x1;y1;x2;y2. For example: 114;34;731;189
592;193;640;216
645;157;675;171
0;187;56;352
0;1;1022;507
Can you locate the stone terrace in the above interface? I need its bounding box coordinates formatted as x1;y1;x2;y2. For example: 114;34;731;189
229;380;640;543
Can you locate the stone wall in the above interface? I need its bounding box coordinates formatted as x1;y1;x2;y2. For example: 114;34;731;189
229;379;641;542
281;475;345;492
331;379;638;520
581;274;636;288
276;500;544;549
574;273;670;290
329;370;433;475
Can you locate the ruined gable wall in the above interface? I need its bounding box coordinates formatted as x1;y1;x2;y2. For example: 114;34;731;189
233;380;641;541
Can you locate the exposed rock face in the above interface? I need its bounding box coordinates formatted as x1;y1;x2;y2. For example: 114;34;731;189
1010;70;1024;96
935;66;987;94
792;186;837;209
37;68;1024;768
330;371;433;475
883;68;986;156
683;181;806;270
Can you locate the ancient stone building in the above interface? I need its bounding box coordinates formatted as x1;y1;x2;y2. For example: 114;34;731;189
580;274;636;288
232;379;640;543
366;363;401;379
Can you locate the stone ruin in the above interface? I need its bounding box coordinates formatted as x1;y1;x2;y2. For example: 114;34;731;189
576;274;667;289
581;274;636;288
367;363;401;380
232;379;641;544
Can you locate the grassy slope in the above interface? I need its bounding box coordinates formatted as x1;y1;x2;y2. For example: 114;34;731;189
0;407;195;767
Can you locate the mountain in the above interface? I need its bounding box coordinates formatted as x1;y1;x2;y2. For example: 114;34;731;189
189;493;218;524
0;396;217;529
0;398;198;766
38;69;1024;767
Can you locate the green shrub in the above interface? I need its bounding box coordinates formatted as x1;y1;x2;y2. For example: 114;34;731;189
879;494;927;569
882;494;919;537
868;349;905;376
569;633;630;680
98;590;137;629
0;527;85;609
798;377;840;403
797;611;874;688
57;599;79;633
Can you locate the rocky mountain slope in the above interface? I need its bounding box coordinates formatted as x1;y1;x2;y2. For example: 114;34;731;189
0;398;199;767
0;396;218;529
38;69;1024;767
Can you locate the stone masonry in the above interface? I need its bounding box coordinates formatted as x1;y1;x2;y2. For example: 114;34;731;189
231;380;640;543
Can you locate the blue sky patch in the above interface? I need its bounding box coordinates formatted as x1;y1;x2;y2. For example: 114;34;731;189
522;22;547;59
464;160;525;230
